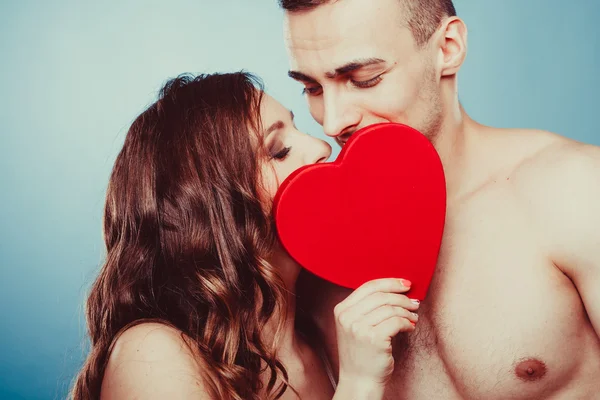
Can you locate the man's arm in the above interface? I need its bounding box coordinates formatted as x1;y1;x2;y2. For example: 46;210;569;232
543;142;600;336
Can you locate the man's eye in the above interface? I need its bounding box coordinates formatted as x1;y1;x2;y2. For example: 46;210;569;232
272;147;291;160
351;75;383;88
302;86;322;96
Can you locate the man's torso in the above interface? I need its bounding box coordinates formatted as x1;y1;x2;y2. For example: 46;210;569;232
297;128;600;399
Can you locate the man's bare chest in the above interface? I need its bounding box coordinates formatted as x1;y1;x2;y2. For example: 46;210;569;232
387;200;593;399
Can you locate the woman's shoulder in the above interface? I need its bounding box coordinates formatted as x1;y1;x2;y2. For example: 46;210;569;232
101;321;212;399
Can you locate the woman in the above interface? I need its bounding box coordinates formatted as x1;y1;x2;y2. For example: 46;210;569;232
71;72;419;399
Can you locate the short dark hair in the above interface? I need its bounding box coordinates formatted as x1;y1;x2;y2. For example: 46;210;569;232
279;0;456;46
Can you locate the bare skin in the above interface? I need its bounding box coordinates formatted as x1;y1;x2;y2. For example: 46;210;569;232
99;94;420;399
284;0;600;398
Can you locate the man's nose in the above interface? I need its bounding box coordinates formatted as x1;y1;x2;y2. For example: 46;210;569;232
322;92;361;143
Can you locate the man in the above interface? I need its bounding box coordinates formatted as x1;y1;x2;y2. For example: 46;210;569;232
280;0;600;398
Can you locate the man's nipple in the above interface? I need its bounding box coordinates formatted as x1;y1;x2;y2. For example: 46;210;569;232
514;358;547;382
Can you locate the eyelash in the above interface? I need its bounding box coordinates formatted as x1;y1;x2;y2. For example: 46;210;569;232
351;75;383;88
272;146;291;160
302;75;383;96
302;86;322;96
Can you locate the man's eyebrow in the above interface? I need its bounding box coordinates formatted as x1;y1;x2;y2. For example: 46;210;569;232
327;58;386;78
288;58;386;82
288;70;317;83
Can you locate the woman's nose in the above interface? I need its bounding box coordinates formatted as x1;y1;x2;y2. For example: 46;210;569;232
309;137;332;165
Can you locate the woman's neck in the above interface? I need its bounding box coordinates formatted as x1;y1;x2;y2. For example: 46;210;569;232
260;246;301;355
259;246;337;396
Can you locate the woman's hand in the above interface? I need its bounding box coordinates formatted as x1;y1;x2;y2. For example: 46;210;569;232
332;278;419;399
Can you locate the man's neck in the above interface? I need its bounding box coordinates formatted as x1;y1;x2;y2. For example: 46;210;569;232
431;103;487;203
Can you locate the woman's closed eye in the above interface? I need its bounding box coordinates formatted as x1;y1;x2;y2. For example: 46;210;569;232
271;146;291;160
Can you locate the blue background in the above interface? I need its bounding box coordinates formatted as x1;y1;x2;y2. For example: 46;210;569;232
0;1;598;399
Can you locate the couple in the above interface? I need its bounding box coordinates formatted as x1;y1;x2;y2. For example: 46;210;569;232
72;0;600;399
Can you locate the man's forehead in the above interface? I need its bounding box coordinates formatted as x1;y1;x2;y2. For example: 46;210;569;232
283;0;410;70
284;16;413;77
283;0;408;37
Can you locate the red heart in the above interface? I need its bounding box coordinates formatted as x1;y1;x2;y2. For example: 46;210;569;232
273;123;446;300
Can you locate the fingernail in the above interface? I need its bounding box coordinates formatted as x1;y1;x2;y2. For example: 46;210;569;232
411;312;419;320
400;279;412;287
410;299;420;305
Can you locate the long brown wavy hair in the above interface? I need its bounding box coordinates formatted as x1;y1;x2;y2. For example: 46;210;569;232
70;72;292;399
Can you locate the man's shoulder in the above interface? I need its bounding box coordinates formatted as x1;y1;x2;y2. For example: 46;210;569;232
500;127;600;238
486;127;599;222
502;129;600;278
500;128;599;184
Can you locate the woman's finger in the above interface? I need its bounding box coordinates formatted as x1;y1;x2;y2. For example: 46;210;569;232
334;278;412;315
360;305;419;327
372;316;415;344
343;291;419;318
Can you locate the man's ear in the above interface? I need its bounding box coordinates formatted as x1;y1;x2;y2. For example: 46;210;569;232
435;17;468;77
